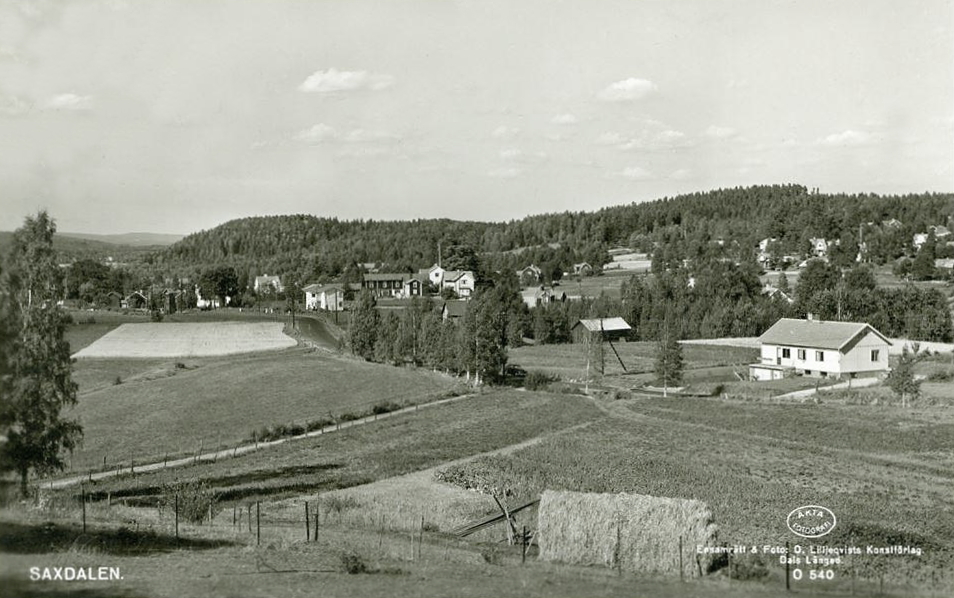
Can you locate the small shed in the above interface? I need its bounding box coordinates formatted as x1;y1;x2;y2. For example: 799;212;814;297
124;291;148;310
105;291;123;309
572;317;631;343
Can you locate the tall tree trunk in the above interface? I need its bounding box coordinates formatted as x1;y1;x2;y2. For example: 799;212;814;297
19;468;28;500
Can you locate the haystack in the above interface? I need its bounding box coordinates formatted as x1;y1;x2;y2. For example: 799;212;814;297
537;490;718;577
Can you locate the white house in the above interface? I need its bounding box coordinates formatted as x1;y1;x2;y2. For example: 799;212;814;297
254;274;283;295
442;270;476;297
303;284;344;311
749;317;891;381
195;285;229;309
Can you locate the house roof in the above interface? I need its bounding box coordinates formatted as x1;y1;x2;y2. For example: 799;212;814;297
443;270;474;282
758;318;891;351
364;272;410;282
573;317;631;333
442;300;468;317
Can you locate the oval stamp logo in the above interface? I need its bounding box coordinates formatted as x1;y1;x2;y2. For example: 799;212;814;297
787;505;837;538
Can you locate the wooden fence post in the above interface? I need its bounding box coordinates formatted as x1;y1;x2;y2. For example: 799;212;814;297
256;501;261;545
305;501;310;542
174;493;179;541
522;526;527;564
81;484;87;534
247;504;252;533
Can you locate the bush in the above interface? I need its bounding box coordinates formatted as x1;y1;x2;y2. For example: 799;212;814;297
150;309;163;322
113;376;122;386
371;401;402;415
161;480;219;524
524;370;558;391
339;552;368;574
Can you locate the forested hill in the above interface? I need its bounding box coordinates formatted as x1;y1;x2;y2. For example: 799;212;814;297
149;184;954;281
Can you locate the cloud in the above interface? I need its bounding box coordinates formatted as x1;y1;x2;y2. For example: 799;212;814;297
670;168;692;180
499;148;522;161
296;125;398;146
551;113;578;125
492;125;519;139
620;166;652;180
43;93;92;111
597;78;657;101
343;128;397;143
596;131;624;145
299;68;394;93
488;167;522;179
296;123;337;143
705;125;737;139
0;94;30;116
816;130;873;147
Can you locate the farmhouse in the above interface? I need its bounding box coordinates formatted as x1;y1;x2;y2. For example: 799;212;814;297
749;317;891;381
123;291;147;310
517;264;542;286
418;264;445;287
362;273;410;297
254;274;283;295
521;285;567;308
572;262;593;276
572;317;631;343
442;270;476;297
303;284;344;311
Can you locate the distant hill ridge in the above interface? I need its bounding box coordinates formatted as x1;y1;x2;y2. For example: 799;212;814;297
59;232;183;247
155;184;953;281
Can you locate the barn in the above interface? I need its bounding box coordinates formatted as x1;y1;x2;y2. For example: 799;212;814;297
572;317;632;343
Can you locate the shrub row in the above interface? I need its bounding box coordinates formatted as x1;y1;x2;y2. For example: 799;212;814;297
248;401;408;443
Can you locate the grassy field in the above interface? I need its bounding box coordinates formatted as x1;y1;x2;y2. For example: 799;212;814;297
0;516;817;598
510;341;758;381
433;396;954;592
66;348;465;471
73;390;603;505
73;321;297;358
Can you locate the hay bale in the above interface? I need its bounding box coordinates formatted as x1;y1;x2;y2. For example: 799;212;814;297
537;490;718;577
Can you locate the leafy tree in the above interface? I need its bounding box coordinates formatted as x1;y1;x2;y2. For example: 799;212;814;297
349;290;379;360
655;331;684;397
886;344;921;407
911;236;937;281
0;212;82;497
198;266;238;307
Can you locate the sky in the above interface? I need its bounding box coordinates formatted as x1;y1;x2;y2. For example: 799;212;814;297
1;0;952;235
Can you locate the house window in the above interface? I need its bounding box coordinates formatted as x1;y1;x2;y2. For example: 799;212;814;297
781;348;791;359
797;349;806;360
816;351;824;361
871;349;880;362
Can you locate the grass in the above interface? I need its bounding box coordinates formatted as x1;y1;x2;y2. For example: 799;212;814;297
71;389;604;505
65;348;464;471
510;341;758;381
436;396;954;590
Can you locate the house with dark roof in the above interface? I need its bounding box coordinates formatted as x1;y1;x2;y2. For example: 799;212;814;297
750;317;891;381
516;264;542;286
441;299;468;321
572;317;631;343
362;273;411;297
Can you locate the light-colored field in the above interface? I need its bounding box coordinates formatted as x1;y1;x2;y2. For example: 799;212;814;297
72;321;297;358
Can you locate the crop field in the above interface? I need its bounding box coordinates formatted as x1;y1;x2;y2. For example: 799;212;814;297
72;321;297;358
66;349;464;470
510;341;758;380
75;390;603;505
435;397;954;590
